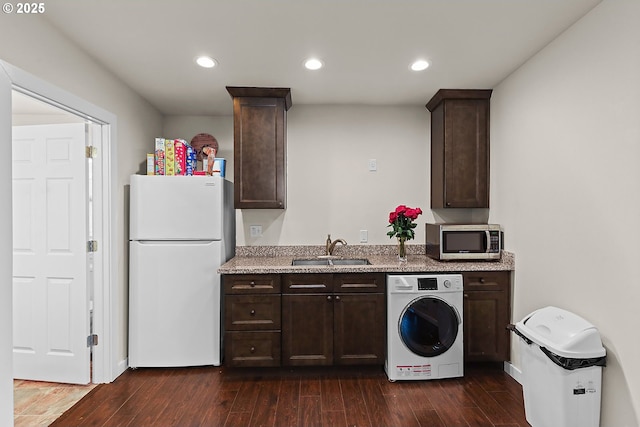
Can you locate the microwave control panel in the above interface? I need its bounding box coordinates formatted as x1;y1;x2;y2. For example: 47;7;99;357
489;231;501;253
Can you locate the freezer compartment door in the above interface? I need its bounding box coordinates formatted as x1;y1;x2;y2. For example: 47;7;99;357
129;240;222;367
130;174;224;240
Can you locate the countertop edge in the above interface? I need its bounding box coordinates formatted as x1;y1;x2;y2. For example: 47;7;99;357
219;251;515;275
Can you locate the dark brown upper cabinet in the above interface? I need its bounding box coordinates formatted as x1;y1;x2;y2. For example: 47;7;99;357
426;89;492;208
226;87;292;209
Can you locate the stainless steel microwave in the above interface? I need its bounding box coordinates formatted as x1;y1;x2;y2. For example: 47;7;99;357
426;223;503;261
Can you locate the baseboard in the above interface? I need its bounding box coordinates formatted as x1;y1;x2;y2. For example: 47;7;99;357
503;361;523;385
115;358;128;378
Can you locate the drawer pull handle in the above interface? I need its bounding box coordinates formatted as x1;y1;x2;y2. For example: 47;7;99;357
250;309;256;316
290;284;326;289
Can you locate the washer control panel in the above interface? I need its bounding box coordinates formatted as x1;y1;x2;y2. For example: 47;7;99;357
388;274;463;293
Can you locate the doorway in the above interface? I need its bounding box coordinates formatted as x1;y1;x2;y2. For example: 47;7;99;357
12;91;94;385
1;59;119;427
0;60;119;386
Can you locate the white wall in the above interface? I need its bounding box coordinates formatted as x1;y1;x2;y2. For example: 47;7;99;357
166;106;437;247
0;14;162;423
491;0;640;424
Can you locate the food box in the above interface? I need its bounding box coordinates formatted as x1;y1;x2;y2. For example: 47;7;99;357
213;158;226;177
146;153;154;175
174;139;187;176
164;139;175;176
186;145;196;176
154;138;165;175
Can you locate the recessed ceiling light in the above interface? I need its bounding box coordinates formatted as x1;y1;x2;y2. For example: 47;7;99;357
304;58;324;71
196;56;217;68
410;60;430;71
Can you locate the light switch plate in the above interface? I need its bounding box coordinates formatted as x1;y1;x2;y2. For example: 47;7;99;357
359;230;368;243
368;159;377;171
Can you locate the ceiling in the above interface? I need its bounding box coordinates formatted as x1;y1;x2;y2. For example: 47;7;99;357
40;0;602;116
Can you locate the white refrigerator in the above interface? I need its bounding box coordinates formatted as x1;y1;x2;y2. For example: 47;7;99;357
128;174;235;368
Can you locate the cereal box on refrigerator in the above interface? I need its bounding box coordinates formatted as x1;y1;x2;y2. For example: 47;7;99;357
164;138;175;176
186;145;196;176
146;153;155;175
154;137;165;175
174;139;187;176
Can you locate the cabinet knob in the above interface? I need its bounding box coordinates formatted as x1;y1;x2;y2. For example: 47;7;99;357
250;281;256;287
446;202;451;207
335;295;341;301
250;346;256;353
464;293;469;298
479;278;485;283
250;309;256;316
327;295;332;301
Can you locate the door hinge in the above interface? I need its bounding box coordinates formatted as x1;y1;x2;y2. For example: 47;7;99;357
86;146;97;158
87;334;98;347
87;240;98;252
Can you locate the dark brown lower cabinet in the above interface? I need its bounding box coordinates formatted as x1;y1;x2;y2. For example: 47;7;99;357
463;271;511;362
282;294;333;366
223;270;512;367
281;273;386;367
333;293;385;365
223;274;281;367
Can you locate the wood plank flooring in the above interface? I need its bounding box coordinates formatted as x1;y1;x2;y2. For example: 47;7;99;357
51;363;530;427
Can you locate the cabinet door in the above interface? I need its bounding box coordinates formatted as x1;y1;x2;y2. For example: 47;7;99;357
428;89;491;208
333;293;385;365
282;294;333;366
463;272;511;362
442;99;489;208
232;96;287;209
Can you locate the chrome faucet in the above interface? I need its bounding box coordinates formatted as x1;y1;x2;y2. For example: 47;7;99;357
325;234;347;256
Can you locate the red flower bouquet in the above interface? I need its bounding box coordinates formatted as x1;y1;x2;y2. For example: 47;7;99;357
387;205;423;240
387;205;422;261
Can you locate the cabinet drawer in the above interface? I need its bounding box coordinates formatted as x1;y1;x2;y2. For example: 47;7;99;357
334;273;386;293
223;274;281;294
225;295;281;331
224;331;281;367
463;271;510;291
282;273;333;293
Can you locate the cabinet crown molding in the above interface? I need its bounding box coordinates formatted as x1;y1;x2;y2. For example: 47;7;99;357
426;89;492;112
226;86;292;111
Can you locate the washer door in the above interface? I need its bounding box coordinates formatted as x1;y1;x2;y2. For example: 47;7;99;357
399;296;460;357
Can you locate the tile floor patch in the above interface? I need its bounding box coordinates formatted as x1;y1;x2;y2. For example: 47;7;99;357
14;380;96;427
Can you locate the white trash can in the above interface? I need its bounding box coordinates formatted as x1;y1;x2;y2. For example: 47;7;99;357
513;306;606;427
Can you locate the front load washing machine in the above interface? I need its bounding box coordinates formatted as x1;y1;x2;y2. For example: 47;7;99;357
385;273;463;381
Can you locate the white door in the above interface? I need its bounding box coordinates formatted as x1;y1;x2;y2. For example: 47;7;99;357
12;123;91;384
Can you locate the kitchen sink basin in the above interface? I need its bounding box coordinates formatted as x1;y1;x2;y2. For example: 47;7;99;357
292;258;371;266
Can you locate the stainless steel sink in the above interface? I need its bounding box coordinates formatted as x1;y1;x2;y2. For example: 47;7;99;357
292;258;370;266
330;258;370;265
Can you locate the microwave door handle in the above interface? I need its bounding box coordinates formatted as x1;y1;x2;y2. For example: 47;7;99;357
485;230;491;253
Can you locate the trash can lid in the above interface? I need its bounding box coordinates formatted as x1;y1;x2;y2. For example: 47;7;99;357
515;306;606;359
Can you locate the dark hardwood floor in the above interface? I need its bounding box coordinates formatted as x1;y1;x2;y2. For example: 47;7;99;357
51;363;530;427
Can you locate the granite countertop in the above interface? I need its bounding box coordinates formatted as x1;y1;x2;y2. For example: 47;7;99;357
218;245;514;275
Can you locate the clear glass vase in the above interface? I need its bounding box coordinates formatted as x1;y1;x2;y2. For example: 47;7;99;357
397;236;407;262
